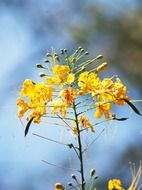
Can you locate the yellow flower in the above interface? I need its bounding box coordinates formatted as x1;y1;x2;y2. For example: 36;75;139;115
66;73;75;84
53;65;70;76
17;98;29;118
21;79;35;98
27;112;42;124
95;102;112;119
46;65;74;88
78;71;100;95
108;179;124;190
59;88;77;106
101;78;114;90
50;101;68;118
34;82;54;102
46;77;59;85
112;78;129;105
79;115;94;132
18;81;54;123
92;78;114;101
28;102;47;123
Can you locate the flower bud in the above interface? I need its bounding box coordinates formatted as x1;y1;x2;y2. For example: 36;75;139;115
46;53;51;57
94;176;98;180
84;51;89;55
55;54;60;61
55;183;64;190
44;59;49;63
96;62;108;73
39;72;46;77
72;57;76;63
71;174;76;179
36;64;43;68
81;66;85;71
65;58;69;62
80;48;84;53
64;48;67;53
83;181;86;186
90;168;96;177
68;182;72;186
96;54;103;59
78;46;82;50
60;49;64;54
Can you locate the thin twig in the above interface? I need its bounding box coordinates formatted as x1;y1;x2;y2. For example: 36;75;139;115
56;114;74;130
33;133;68;146
33;133;78;149
43;115;75;121
42;160;80;172
82;128;105;154
130;99;142;103
71;144;80;159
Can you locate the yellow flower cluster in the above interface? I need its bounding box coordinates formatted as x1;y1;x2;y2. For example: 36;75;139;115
17;48;141;190
78;72;129;119
17;79;54;123
108;179;124;190
17;48;129;134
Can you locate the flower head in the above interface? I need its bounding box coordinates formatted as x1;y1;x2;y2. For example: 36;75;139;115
59;88;77;106
46;65;74;88
108;179;124;190
78;71;100;95
17;98;29;118
112;78;129;105
17;80;54;123
79;115;94;132
21;79;35;98
95;102;112;119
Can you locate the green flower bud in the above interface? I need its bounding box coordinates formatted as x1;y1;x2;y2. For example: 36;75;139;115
90;168;96;177
36;64;43;68
39;72;46;77
96;54;103;59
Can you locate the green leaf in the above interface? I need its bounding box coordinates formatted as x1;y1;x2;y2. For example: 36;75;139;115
114;117;128;121
123;99;142;116
25;117;34;137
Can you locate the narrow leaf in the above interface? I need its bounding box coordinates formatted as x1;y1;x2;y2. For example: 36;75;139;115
123;99;142;116
25;117;34;137
114;117;128;121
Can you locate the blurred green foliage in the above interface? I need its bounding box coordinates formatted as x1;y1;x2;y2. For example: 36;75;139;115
69;0;142;92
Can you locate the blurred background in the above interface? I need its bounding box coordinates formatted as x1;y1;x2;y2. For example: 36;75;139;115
0;0;142;189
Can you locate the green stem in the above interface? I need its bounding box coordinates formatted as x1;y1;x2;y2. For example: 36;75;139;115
73;102;85;190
